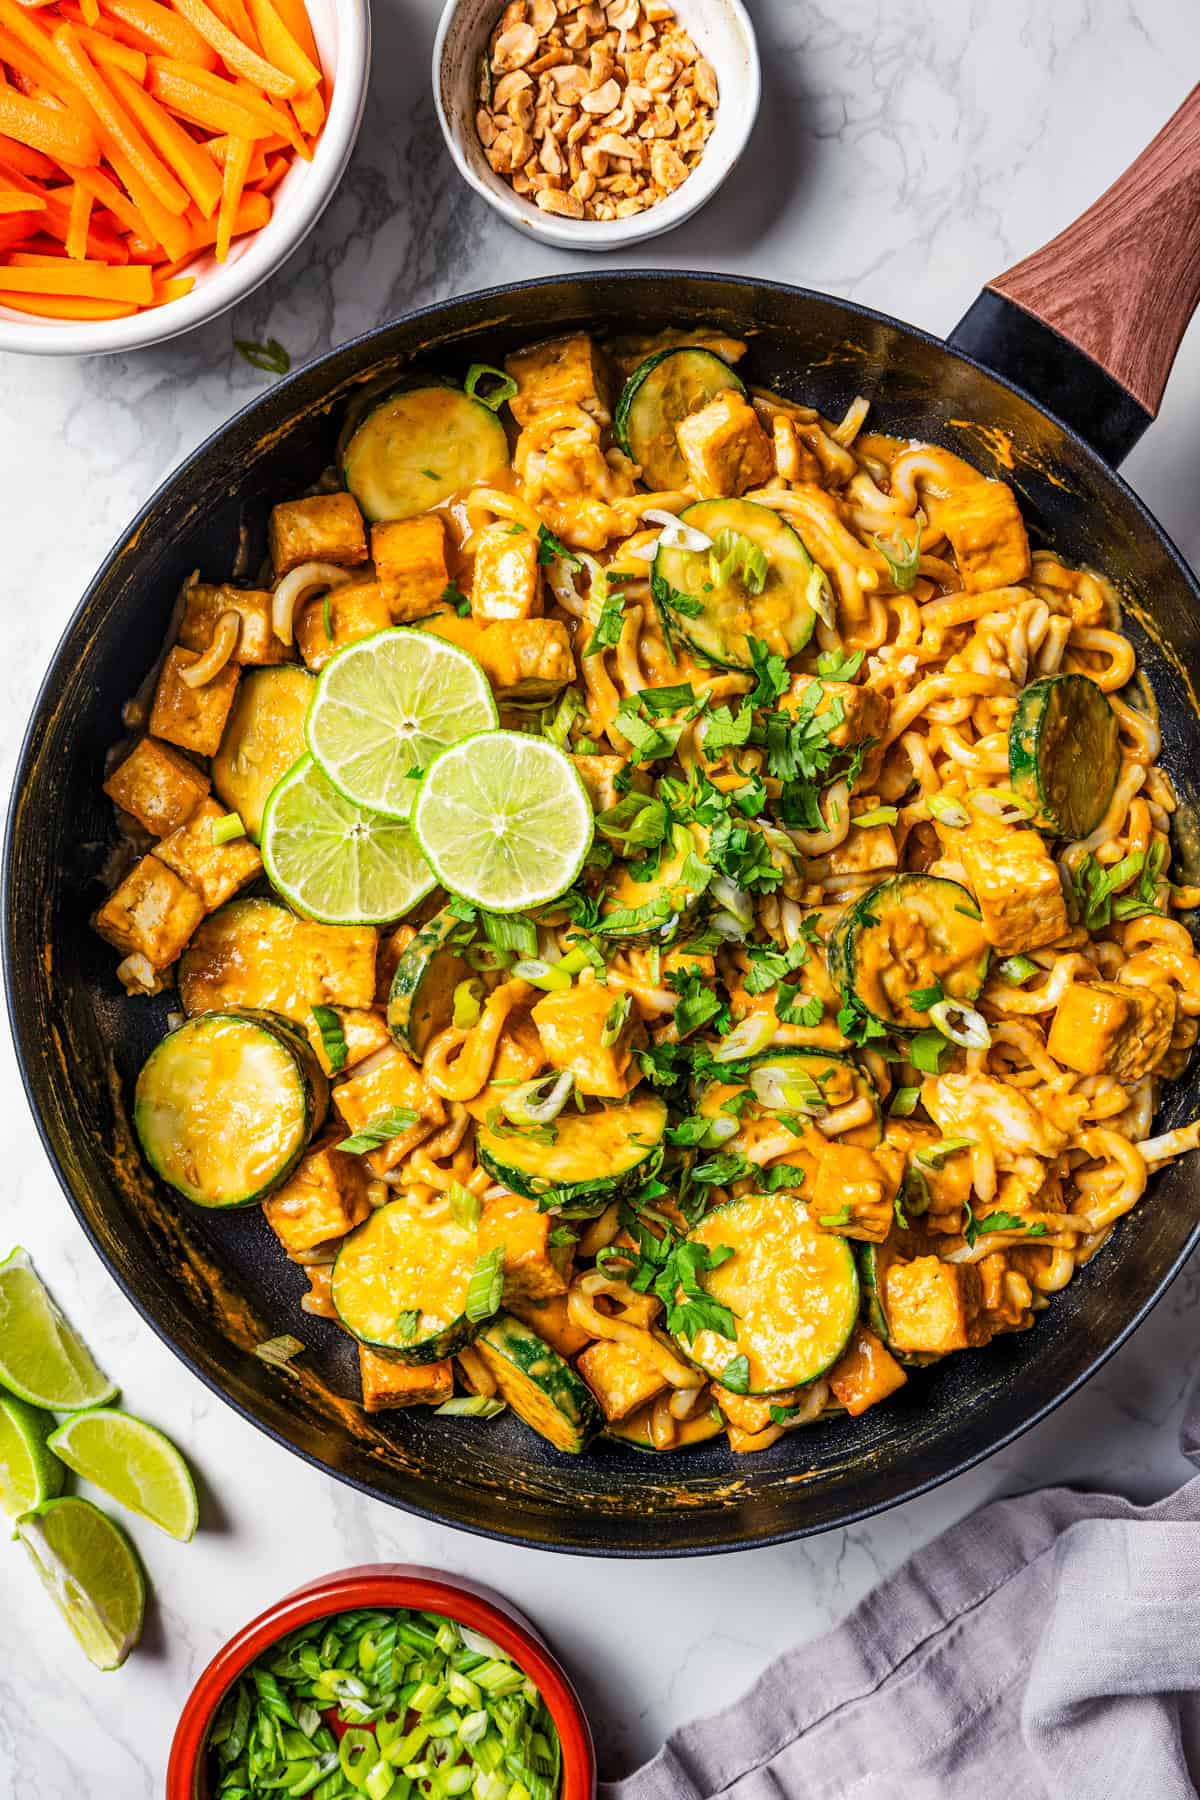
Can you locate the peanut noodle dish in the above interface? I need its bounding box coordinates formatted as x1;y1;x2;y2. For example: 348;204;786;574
93;327;1200;1458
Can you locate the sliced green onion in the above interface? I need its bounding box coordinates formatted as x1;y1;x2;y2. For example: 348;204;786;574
967;786;1037;823
889;1085;921;1117
435;1395;507;1418
928;791;970;829
709;527;767;594
713;1012;777;1063
513;958;572;992
914;1135;975;1169
600;992;632;1047
254;1333;305;1367
997;954;1039;984
464;363;518;411
851;805;898;828
929;997;991;1049
464;1249;505;1322
335;1106;419;1154
500;1069;574;1126
210;810;246;845
448;1180;481;1228
873;519;922;590
702;1114;739;1146
452;977;484;1028
311;1003;347;1073
749;1061;824;1111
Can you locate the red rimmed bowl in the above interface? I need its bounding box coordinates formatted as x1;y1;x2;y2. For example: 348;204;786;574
167;1565;596;1800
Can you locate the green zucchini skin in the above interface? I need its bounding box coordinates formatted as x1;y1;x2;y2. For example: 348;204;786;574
651;498;821;670
678;1192;860;1394
474;1313;602;1453
829;873;990;1032
387;908;471;1057
614;347;746;490
856;1238;897;1343
211;665;315;843
1009;673;1119;837
134;1009;327;1208
332;1198;481;1364
475;1094;668;1216
341;384;509;523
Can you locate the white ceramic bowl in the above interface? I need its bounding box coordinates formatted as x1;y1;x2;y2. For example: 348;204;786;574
0;0;370;358
434;0;760;250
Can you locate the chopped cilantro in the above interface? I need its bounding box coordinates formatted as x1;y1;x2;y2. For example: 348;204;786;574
536;524;582;568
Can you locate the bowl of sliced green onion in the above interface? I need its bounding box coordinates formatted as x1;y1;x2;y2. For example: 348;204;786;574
167;1565;594;1800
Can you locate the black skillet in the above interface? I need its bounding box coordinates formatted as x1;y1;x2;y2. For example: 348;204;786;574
7;88;1200;1556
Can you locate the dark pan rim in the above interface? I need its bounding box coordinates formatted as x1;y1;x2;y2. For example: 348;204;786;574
7;268;1200;1556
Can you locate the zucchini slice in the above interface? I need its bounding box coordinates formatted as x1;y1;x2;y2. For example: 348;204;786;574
857;1237;899;1344
829;874;989;1032
473;1313;602;1453
696;1046;882;1177
179;897;377;1022
134;1009;327;1207
387;907;471;1057
341;384;510;523
598;823;708;944
651;498;821;670
677;1192;859;1394
1009;672;1119;837
332;1197;481;1364
614;347;746;490
212;665;315;842
475;1094;668;1215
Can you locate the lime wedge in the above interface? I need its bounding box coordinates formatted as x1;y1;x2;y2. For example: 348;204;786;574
261;754;436;925
306;628;498;819
0;1394;64;1517
17;1496;145;1670
412;730;593;910
0;1248;118;1412
48;1408;198;1542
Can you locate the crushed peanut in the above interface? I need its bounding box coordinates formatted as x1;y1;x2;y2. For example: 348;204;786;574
477;0;718;223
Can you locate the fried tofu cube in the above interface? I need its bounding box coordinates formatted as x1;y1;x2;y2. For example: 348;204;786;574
262;1135;370;1259
1047;979;1177;1082
480;1192;570;1304
302;923;380;1008
505;330;612;427
570;754;626;814
713;1386;799;1438
810;1142;897;1243
149;647;240;757
883;1256;986;1355
827;1323;907;1416
507;1293;592;1359
675;390;774;498
154;798;263;910
269;492;368;577
358;1345;453;1412
783;676;889;749
103;737;210;838
470;522;542;623
576;1337;668;1421
826;799;898;878
532;983;641;1098
92;853;205;968
332;1045;445;1175
938;480;1030;593
295;581;392;672
421;614;575;699
961;829;1069;954
178;584;284;666
371;516;450;622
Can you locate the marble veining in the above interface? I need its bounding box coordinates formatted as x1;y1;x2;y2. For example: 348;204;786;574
2;0;1200;1789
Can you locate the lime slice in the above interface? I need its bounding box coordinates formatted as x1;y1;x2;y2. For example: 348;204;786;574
261;754;436;925
412;730;593;909
17;1496;145;1670
0;1394;64;1517
0;1248;118;1412
306;628;498;819
48;1408;198;1542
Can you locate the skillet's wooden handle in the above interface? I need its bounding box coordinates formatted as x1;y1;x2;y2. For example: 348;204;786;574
988;82;1200;417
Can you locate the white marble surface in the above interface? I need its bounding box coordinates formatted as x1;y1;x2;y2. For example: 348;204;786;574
3;0;1200;1791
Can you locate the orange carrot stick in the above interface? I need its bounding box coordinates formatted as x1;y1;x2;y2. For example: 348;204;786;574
148;59;280;139
0;84;100;165
0;0;77;85
52;23;190;213
99;0;217;66
245;0;317;93
104;142;192;257
0;137;58;179
152;270;193;302
0;258;154;298
0;217;32;254
202;127;285;159
0;21;83;108
266;0;315;65
0;188;48;212
79;0;100;23
108;62;222;215
290;80;321;134
164;0;296;97
214;128;248;259
185;182;265;247
0;289;138;317
73;24;146;77
65;176;91;255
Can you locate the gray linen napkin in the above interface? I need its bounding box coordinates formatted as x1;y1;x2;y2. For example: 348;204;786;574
604;1383;1200;1800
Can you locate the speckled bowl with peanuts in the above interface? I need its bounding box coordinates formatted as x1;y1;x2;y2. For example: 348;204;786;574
433;0;760;248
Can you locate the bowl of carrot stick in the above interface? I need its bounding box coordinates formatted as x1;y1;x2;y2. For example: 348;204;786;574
0;0;369;354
